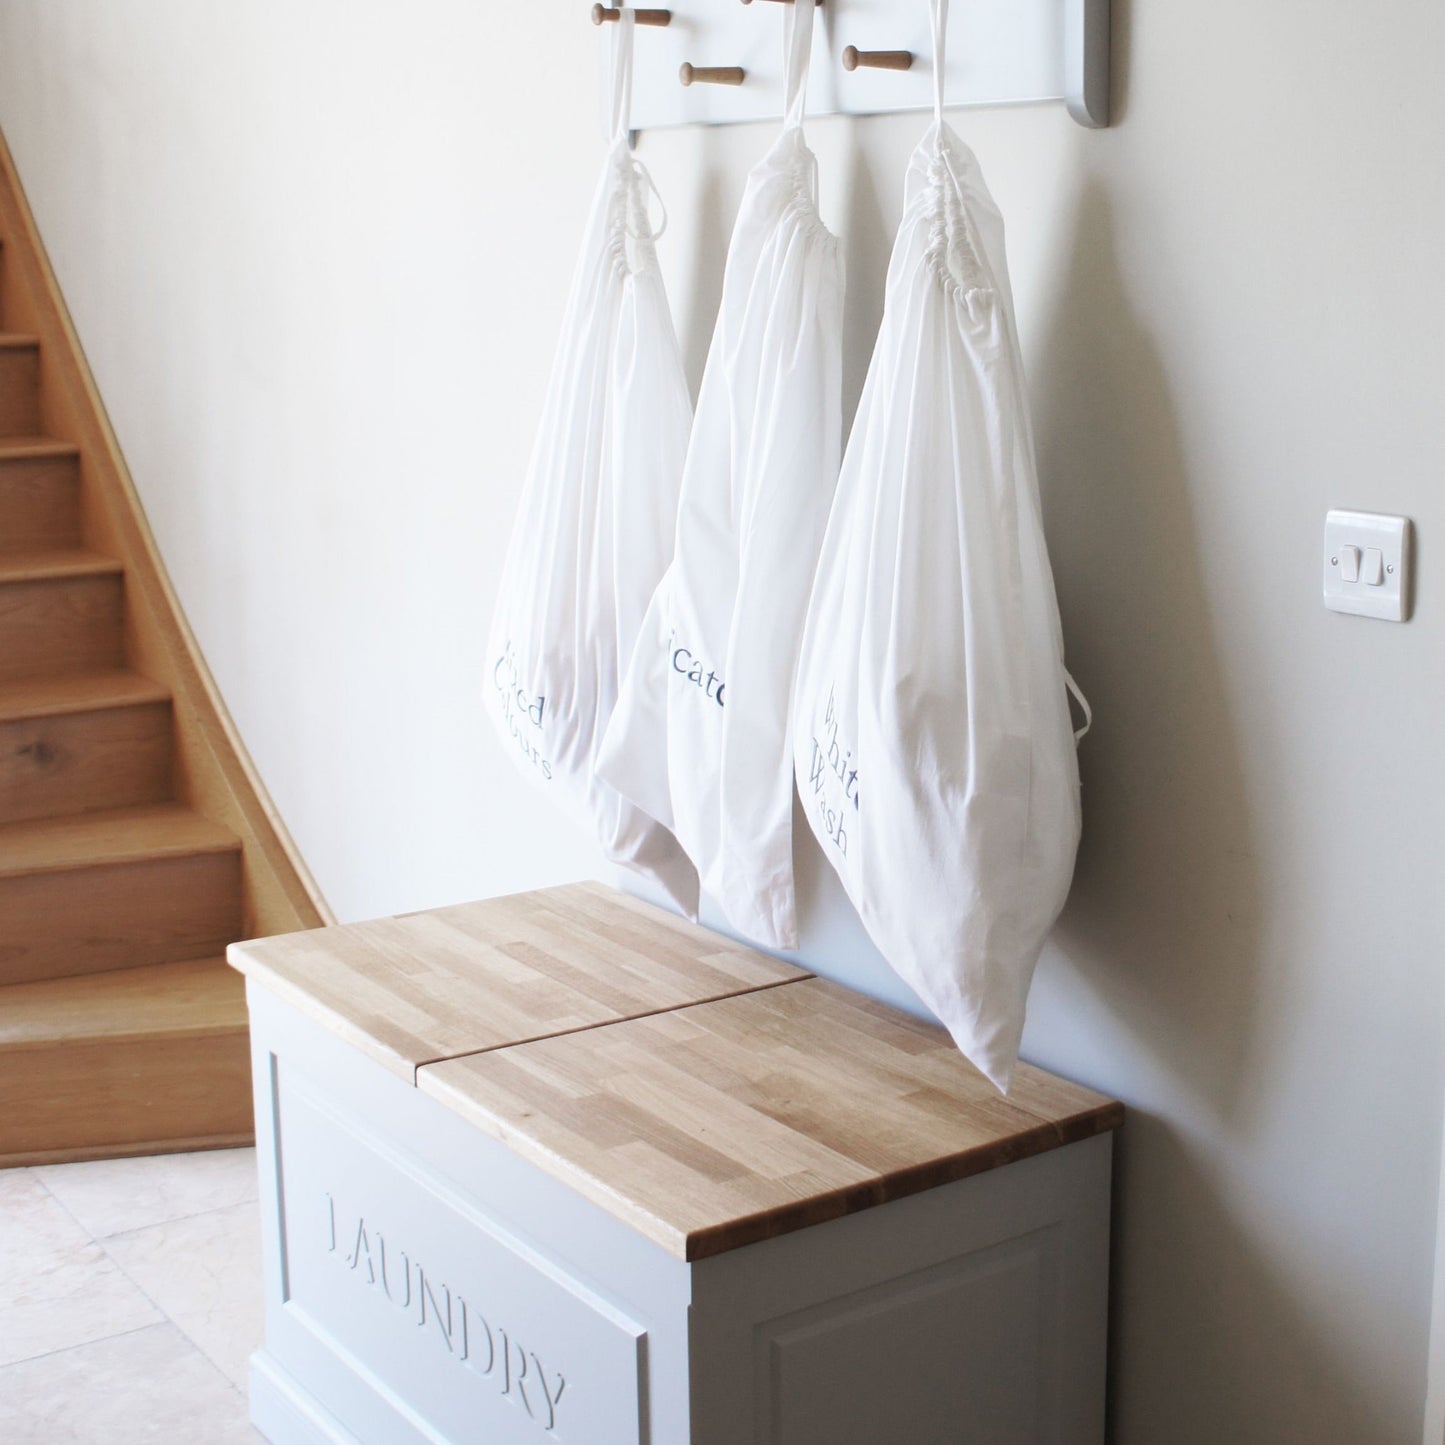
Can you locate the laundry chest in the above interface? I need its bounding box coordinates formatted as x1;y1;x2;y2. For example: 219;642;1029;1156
229;883;1122;1445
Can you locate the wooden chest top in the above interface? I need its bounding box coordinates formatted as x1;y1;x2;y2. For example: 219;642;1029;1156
419;975;1123;1261
226;882;805;1079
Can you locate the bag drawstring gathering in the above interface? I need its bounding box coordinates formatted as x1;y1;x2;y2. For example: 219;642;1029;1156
926;0;989;298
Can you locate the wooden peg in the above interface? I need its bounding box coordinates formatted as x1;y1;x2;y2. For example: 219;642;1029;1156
591;5;672;25
842;46;913;72
679;63;746;86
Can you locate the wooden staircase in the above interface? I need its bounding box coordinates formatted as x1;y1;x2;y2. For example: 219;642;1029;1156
0;134;328;1166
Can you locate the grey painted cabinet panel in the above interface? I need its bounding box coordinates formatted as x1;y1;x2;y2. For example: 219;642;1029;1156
245;981;1112;1445
687;1142;1111;1444
283;1081;644;1442
753;1240;1054;1443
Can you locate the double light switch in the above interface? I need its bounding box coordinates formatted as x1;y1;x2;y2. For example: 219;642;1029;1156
1323;510;1411;621
1337;543;1383;585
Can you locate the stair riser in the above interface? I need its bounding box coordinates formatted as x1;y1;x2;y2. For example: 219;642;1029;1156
0;849;243;984
0;1030;253;1164
0;454;81;552
0;573;124;682
0;345;40;435
0;701;174;825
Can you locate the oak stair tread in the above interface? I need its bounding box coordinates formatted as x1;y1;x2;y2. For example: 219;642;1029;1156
0;953;254;1166
0;802;240;879
0;956;246;1051
0;548;124;584
0;669;170;722
0;435;79;460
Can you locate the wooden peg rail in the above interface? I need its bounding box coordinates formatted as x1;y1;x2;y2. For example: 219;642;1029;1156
592;4;673;25
615;0;1112;131
679;63;746;86
842;45;913;72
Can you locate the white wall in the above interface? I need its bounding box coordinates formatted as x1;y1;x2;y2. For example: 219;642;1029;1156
1;2;1442;1439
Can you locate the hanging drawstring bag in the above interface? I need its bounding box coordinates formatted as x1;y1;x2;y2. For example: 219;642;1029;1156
598;0;843;949
791;0;1091;1092
486;14;698;914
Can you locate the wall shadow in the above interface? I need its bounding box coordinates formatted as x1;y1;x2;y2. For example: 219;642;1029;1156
1106;1116;1386;1442
1032;178;1267;1129
1107;0;1134;127
1030;180;1407;1440
837;117;891;434
673;127;731;396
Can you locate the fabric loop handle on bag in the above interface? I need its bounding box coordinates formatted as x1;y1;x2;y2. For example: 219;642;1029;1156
608;12;669;244
928;0;966;194
926;0;977;279
929;0;949;125
783;0;816;129
608;9;636;144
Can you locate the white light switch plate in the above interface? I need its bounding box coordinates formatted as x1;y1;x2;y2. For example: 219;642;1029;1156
1323;510;1412;621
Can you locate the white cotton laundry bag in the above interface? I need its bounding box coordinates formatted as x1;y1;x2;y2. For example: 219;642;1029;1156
791;0;1090;1092
486;13;698;914
598;0;843;950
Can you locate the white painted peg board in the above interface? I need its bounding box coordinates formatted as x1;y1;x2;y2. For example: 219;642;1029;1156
231;884;1122;1444
616;0;1111;130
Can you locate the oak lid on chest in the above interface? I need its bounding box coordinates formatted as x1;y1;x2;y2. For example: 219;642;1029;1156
226;882;805;1079
419;976;1123;1261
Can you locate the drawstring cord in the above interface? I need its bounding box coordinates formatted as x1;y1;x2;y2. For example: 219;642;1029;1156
607;10;666;245
626;156;668;242
1066;672;1092;744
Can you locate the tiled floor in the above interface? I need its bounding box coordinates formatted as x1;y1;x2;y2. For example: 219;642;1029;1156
0;1148;266;1443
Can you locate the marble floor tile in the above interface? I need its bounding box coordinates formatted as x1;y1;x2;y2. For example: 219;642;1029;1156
102;1199;263;1391
0;1170;163;1367
36;1147;260;1239
0;1320;264;1443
